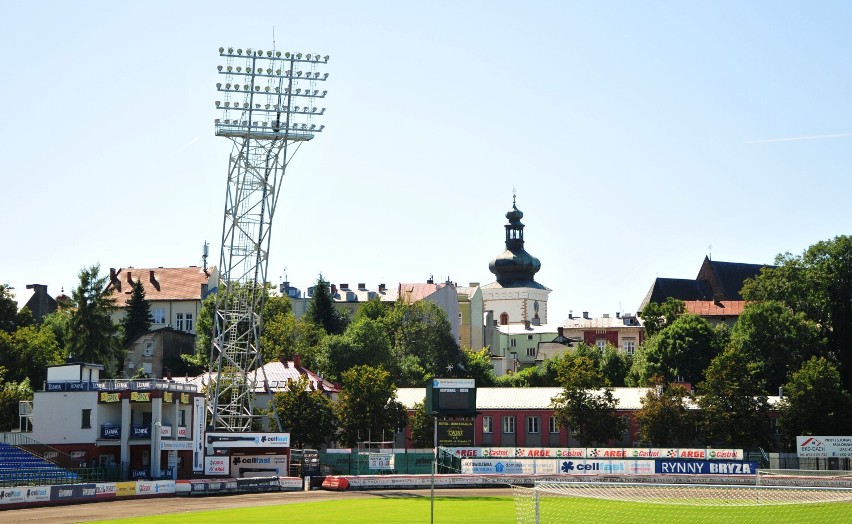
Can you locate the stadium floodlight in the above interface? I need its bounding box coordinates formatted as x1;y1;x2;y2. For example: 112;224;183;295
210;45;331;433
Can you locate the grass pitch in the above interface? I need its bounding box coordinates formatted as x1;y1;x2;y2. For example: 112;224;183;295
92;494;852;524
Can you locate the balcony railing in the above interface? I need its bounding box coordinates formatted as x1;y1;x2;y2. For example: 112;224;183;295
43;378;197;393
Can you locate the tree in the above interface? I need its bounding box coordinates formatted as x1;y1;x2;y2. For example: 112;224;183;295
697;347;770;449
728;301;824;393
460;347;497;387
778;357;852;449
408;400;434;448
121;279;153;345
0;369;31;432
335;365;407;447
551;357;625;446
68;265;120;376
258;294;296;362
305;275;349;336
0;325;63;385
742;236;852;387
0;285;19;333
635;378;695;447
599;344;631;387
639;298;686;337
634;314;723;386
317;317;393;383
385;300;463;386
41;308;72;354
270;374;336;449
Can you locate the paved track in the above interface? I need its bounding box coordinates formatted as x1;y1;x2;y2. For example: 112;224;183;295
2;487;512;523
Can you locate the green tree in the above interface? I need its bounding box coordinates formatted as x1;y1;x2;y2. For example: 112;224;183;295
460;347;497;387
0;285;18;333
41;308;72;354
408;400;434;448
121;279;153;345
0;369;32;432
729;301;824;392
697;347;770;448
635;378;695;447
306;275;349;336
0;325;63;385
639;298;686;337
551;357;625;446
742;236;852;387
635;314;723;386
385;300;463;386
258;294;296;362
68;265;120;376
271;374;336;449
778;357;852;449
317;316;393;383
599;344;631;387
335;365;407;447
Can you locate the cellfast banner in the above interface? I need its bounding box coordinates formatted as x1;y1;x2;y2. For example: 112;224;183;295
796;436;852;458
206;432;290;448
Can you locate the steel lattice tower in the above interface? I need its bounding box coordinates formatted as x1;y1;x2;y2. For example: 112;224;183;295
208;46;329;431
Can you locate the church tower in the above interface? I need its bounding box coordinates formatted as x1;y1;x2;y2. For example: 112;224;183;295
482;196;551;326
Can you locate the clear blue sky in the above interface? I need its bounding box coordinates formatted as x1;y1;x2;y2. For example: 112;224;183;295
3;1;851;323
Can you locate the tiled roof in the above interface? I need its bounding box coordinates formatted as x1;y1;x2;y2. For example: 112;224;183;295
106;266;215;302
397;283;445;303
684;300;747;317
396;387;662;411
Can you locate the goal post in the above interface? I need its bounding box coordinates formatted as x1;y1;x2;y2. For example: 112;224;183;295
513;480;852;524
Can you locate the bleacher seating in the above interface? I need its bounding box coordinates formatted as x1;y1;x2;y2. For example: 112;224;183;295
0;442;78;486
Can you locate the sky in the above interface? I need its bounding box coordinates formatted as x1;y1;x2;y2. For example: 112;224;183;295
3;1;851;323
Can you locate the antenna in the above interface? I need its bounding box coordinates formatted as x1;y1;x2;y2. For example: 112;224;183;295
202;241;209;271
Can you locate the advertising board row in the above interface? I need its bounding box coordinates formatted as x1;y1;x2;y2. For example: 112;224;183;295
459;458;758;476
0;481;173;507
204;454;288;476
445;447;743;460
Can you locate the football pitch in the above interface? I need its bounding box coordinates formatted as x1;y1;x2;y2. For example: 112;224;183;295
90;495;852;524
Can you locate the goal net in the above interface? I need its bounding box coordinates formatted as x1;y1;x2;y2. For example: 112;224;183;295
757;468;852;487
512;481;852;524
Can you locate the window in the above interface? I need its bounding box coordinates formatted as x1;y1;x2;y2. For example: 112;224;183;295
526;347;535;357
623;339;636;355
510;339;517;348
483;416;493;434
596;339;607;353
499;313;509;325
81;409;92;429
178;410;186;427
458;312;463;322
527;416;540;434
549;416;560;433
502;416;515;434
175;313;184;331
770;417;782;435
185;313;193;332
152;308;166;324
527;334;533;340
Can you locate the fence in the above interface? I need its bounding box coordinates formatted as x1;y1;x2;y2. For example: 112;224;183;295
320;450;435;475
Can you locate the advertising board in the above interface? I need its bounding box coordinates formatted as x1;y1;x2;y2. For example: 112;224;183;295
231;454;287;477
796;436;852;458
206;432;290;448
369;453;395;470
205;456;230;475
437;419;474;447
655;460;758;475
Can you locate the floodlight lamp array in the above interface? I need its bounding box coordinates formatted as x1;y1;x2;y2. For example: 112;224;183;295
214;45;329;140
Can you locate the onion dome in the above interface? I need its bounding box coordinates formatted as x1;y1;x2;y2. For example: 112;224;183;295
488;197;542;287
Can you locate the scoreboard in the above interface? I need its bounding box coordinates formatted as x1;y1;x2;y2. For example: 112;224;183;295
426;378;476;415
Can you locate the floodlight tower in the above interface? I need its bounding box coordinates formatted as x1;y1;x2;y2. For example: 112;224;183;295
209;46;329;432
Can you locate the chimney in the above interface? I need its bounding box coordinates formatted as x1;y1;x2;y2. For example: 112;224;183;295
524;320;531;330
427;276;434;284
616;312;621;319
603;313;610;319
317;381;324;392
378;283;386;292
778;387;783;398
583;311;589;319
331;284;337;295
293;354;302;369
558;327;564;337
149;271;160;291
568;311;573;320
278;354;288;366
109;268;121;292
127;271;133;285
